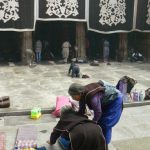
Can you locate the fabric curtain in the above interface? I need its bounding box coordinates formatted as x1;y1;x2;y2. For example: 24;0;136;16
88;0;134;33
0;0;35;31
38;0;86;21
136;0;150;31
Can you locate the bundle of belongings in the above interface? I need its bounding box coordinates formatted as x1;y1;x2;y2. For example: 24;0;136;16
48;61;55;65
116;76;137;94
116;76;137;102
144;88;150;100
77;58;88;63
82;74;90;78
0;96;10;108
90;60;99;66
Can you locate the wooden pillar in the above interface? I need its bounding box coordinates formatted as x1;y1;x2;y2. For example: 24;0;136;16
21;31;33;64
118;33;128;61
76;22;86;59
146;35;150;62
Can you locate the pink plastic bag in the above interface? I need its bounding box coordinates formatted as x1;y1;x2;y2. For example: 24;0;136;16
52;96;72;117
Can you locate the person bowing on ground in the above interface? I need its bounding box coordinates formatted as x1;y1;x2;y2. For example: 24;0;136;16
47;106;106;150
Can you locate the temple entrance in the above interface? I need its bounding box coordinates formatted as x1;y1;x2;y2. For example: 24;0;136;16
0;32;22;63
33;21;76;61
86;31;119;60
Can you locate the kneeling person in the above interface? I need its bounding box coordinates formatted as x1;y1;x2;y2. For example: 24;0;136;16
25;49;35;67
68;62;80;78
47;106;106;150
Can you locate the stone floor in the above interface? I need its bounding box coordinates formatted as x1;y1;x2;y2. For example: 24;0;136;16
0;61;149;113
0;105;150;150
111;105;150;150
0;61;150;150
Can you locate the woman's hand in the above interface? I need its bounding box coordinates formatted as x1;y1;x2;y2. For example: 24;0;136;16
47;140;53;145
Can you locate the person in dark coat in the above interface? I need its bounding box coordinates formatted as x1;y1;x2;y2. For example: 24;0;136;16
47;106;106;150
68;62;80;78
131;50;144;62
68;81;123;149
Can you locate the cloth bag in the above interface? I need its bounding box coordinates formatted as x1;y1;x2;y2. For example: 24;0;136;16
52;96;72;117
144;88;150;100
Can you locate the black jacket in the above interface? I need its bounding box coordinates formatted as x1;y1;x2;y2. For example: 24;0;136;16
50;113;106;150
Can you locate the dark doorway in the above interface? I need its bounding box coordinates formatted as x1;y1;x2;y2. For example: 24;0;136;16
33;21;76;60
0;32;21;63
86;31;119;60
128;32;150;61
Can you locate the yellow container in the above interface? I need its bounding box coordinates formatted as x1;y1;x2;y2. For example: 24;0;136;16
31;107;41;119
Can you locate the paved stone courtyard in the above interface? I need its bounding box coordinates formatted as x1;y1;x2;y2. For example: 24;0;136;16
0;61;149;112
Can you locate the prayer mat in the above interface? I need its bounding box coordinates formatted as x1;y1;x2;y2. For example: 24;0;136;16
14;125;37;149
0;132;6;150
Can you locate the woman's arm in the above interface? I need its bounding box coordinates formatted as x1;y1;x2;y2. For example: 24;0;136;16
90;93;102;122
50;128;62;144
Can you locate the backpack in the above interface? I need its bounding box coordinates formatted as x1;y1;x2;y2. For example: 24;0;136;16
0;96;10;108
144;88;150;100
116;76;137;94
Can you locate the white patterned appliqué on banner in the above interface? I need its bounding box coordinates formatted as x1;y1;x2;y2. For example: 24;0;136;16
99;0;126;26
0;0;20;23
146;0;150;24
46;0;79;18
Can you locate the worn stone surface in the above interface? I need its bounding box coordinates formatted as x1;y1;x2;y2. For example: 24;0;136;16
0;62;149;113
4;114;56;126
0;105;149;150
112;105;150;150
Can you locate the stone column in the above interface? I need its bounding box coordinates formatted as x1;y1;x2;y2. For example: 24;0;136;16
21;31;33;64
118;33;128;61
76;22;86;59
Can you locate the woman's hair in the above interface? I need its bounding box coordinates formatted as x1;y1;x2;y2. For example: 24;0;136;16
60;105;76;117
68;83;85;96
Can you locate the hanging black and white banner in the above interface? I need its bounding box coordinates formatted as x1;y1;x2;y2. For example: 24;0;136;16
38;0;86;21
135;0;150;31
0;0;35;31
88;0;135;33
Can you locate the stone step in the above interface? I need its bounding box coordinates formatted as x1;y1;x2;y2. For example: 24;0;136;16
0;100;150;117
